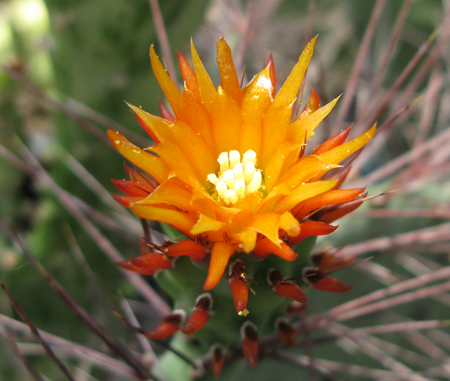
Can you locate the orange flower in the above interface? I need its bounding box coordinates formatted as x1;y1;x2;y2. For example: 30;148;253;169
109;37;375;292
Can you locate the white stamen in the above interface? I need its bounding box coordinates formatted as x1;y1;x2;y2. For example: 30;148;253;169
208;149;262;206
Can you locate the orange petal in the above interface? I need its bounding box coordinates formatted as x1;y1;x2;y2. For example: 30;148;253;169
272;37;316;108
279;211;301;237
203;242;235;291
130;253;172;270
263;142;299;192
231;229;257;253
150;45;182;118
266;54;276;98
116;260;155;276
182;309;210;335
177;50;201;99
112;194;144;208
274;282;307;303
108;130;169;185
190;214;226;236
217;37;242;105
164;240;207;262
131;204;197;235
245;212;281;247
288;221;338;246
312;125;352;155
254;237;297;261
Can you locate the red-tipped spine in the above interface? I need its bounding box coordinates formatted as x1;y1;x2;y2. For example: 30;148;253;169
182;293;212;335
241;321;259;367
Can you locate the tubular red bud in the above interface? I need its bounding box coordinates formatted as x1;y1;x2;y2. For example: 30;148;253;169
311;252;358;272
241;321;259;367
145;310;185;340
164;240;207;262
129;252;173;270
268;269;308;303
288;221;338;246
211;344;225;378
182;293;212;335
228;260;249;315
286;301;308;317
304;268;353;293
275;318;297;347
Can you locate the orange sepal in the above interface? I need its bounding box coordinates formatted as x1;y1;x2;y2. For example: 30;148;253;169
134;112;161;144
158;100;176;122
211;345;225;378
314;197;365;223
241;322;259;368
123;163;157;187
145;311;185;340
116;260;155;276
177;50;201;99
276;319;297;347
112;194;144;208
164;240;207;262
274;282;307;303
288;221;338;246
182;309;210;335
217;37;242;105
311;252;358;272
203;242;235;291
229;277;249;314
111;179;154;197
254;237;297;261
312;125;352;155
129;253;173;270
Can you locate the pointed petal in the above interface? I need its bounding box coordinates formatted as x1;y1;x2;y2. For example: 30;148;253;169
311;252;358;272
108;130;169;185
310;276;353;293
272;37;316;108
279;211;301;237
312;125;352;155
217;37;242;105
112;194;144;208
203;242;235;291
318;124;376;165
264;142;299;192
177;50;201;99
191;40;217;109
190;213;226;235
111;179;154;197
287;96;340;145
150;45;182;118
296;88;320;121
116;260;155;276
231;229;257;253
158;100;176;122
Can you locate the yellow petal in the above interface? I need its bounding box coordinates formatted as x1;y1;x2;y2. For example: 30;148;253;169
245;212;281;246
107;130;169;185
217;37;242;105
239;67;273;156
191;40;217;110
286;96;340;145
231;229;257;253
318;124;377;165
275;180;337;213
203;242;235;290
190;213;225;235
131;204;197;235
264;142;299;192
279;212;301;237
271;36;316;108
149;143;198;178
150;45;182;118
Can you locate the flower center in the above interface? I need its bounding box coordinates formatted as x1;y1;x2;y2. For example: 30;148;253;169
207;150;262;206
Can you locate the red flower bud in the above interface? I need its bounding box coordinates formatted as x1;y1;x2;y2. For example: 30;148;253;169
241;321;259;367
182;294;212;335
145;310;185;340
